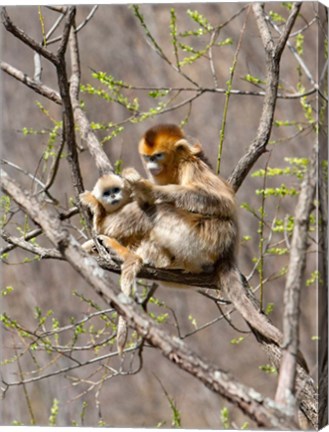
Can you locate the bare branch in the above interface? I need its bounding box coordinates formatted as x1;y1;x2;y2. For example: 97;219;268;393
47;6;99;46
1;8;58;65
0;59;112;175
275;146;317;410
69;18;81;104
252;3;275;53
1;61;61;104
45;6;67;14
1;230;63;260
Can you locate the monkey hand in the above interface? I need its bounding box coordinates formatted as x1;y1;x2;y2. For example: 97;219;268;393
121;167;142;184
132;179;155;207
79;191;92;205
79;191;99;213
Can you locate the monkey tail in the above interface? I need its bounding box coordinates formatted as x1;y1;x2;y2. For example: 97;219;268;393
116;254;143;356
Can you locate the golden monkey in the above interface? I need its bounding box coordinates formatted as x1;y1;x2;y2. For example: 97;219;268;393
134;123;238;271
79;167;173;269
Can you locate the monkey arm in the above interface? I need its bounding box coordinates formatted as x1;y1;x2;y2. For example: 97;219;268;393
134;180;235;217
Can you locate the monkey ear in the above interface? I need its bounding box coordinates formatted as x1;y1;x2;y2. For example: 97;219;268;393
174;138;191;152
190;142;203;155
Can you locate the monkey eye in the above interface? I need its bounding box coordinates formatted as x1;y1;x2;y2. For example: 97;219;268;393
143;155;151;162
112;187;120;194
154;152;165;160
103;190;111;197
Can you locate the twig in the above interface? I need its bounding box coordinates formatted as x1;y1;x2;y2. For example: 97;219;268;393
1;159;46;190
47;6;99;46
45;6;67;14
132;5;199;88
216;6;250;174
258;151;272;311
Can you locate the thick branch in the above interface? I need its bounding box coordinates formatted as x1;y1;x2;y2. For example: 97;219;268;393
275;146;317;410
0;169;298;429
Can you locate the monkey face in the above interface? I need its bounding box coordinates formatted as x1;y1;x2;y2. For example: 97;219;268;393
139;124;186;184
141;152;166;176
92;174;131;213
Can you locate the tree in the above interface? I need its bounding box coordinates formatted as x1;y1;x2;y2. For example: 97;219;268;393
1;3;326;429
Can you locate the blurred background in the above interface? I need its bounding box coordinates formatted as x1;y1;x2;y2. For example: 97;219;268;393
1;2;324;428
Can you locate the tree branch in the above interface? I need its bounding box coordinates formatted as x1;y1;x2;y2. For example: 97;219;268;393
275;2;302;58
228;2;302;191
53;7;84;199
0;61;61;104
1;230;63;260
275;145;317;411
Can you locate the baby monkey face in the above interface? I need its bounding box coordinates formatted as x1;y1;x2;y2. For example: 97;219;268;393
93;174;131;213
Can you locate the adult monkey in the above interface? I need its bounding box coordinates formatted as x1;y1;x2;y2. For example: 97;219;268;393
134;123;239;273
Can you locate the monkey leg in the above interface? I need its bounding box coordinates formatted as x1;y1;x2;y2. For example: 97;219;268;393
96;237;143;356
96;236;133;261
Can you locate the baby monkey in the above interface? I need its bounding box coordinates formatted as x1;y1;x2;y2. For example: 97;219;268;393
80;168;173;355
79;167;173;269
